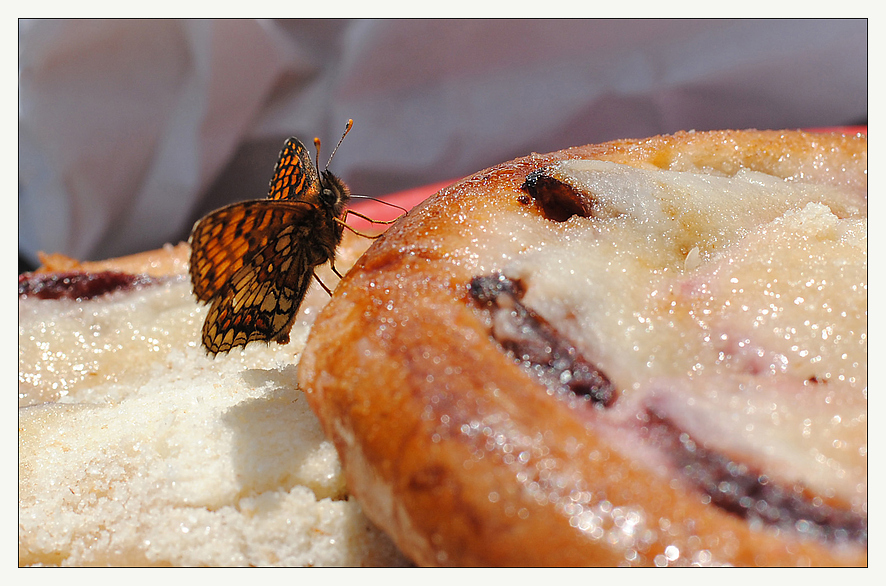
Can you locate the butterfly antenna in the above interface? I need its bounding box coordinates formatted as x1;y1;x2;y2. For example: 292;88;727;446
325;119;354;170
313;137;322;175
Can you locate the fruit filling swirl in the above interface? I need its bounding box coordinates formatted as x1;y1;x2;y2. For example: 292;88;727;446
469;269;865;546
469;272;615;406
644;410;867;545
18;271;159;301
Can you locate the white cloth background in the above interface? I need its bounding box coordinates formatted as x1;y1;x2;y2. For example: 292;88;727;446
18;18;867;265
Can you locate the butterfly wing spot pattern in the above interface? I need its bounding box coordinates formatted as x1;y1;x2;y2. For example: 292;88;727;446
188;121;356;356
268;136;321;202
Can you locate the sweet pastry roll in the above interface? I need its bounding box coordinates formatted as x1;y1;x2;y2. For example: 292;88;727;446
299;129;867;567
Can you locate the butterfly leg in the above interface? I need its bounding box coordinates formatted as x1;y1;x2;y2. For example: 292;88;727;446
344;209;402;225
312;271;334;296
335;216;383;239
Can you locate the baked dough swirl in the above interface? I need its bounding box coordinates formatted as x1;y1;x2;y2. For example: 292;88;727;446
299;130;867;566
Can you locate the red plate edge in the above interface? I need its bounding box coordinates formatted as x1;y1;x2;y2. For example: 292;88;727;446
348;126;867;229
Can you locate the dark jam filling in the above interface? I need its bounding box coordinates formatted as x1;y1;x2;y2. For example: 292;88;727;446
469;273;615;406
18;271;158;301
644;410;867;545
521;169;593;222
468;270;865;547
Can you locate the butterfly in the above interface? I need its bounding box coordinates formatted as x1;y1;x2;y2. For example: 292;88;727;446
189;119;391;355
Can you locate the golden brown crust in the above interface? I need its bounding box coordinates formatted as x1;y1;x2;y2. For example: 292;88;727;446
299;129;867;567
35;242;191;277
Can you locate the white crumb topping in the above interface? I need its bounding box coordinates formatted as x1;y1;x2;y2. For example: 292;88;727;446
19;275;408;567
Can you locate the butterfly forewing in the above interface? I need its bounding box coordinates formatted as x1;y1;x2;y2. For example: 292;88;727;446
268;137;321;201
189;199;317;301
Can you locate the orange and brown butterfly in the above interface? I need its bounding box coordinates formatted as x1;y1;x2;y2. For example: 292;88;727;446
189;119;373;355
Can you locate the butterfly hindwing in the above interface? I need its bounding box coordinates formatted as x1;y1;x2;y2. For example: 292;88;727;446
200;221;314;354
268;137;321;201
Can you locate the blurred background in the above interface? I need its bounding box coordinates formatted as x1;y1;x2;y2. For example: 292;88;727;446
18;18;867;270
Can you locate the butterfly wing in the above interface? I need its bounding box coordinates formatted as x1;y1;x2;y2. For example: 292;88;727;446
191;200;322;354
189;199;315;300
268;137;321;201
200;239;312;354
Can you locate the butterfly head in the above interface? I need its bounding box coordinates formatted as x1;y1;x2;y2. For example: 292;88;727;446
319;169;350;218
312;119;353;218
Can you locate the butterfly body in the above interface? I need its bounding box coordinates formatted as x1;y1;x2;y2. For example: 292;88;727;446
189;131;352;355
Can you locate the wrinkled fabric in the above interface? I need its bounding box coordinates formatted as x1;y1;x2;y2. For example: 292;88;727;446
18;19;867;264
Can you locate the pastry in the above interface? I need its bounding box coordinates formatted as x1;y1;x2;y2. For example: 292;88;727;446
18;236;409;566
298;129;867;566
